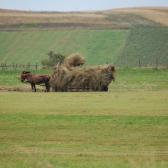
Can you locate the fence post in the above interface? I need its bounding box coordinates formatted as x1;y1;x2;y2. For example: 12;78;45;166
4;64;7;70
155;56;158;70
139;58;141;68
27;63;30;70
0;63;40;71
35;63;38;71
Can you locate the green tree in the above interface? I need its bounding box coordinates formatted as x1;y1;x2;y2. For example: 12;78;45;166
41;51;65;67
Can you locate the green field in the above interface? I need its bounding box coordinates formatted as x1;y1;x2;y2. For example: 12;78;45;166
0;90;168;168
0;69;168;91
0;27;168;67
0;29;128;65
0;69;168;168
117;27;168;67
0;8;168;168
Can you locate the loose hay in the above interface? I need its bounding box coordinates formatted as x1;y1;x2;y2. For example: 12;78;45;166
64;53;85;68
50;54;115;92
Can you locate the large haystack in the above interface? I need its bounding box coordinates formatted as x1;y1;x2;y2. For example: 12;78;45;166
50;54;115;92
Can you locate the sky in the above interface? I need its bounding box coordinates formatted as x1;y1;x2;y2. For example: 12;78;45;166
0;0;168;11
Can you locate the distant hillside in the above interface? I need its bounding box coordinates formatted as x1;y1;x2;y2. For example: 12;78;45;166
0;27;168;67
0;9;112;30
0;8;168;68
116;27;168;67
0;29;128;65
106;7;168;27
0;7;168;30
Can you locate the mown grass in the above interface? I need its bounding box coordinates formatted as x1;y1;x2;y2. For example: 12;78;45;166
0;68;168;167
0;90;168;168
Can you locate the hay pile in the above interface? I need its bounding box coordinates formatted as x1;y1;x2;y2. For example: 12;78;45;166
63;53;85;68
49;54;115;92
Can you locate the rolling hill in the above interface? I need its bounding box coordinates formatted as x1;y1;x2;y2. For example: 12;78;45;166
0;7;168;67
117;27;168;67
0;29;128;65
106;7;168;27
0;7;168;30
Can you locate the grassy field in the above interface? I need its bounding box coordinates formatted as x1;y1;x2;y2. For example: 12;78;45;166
0;8;168;167
0;91;168;168
0;29;128;65
0;27;168;67
0;69;168;167
0;68;168;90
117;27;168;67
0;7;168;168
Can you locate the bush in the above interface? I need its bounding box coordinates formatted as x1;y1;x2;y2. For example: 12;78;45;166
41;51;65;67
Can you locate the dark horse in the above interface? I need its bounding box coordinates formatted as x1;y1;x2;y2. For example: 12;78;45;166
20;71;50;92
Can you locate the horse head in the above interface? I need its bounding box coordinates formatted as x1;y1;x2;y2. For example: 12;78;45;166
20;71;31;82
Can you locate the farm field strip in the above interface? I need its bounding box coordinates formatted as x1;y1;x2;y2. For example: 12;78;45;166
0;29;128;65
1;7;168;29
0;90;168;116
0;69;168;167
0;69;168;90
1;27;168;67
0;90;168;168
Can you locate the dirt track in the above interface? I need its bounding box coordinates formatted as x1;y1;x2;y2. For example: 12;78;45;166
0;86;44;92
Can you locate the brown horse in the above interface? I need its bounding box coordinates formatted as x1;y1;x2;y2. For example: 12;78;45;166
20;71;50;92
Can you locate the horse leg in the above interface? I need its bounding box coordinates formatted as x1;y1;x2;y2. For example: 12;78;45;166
45;82;50;92
31;83;34;92
31;83;36;92
102;85;108;92
34;84;36;92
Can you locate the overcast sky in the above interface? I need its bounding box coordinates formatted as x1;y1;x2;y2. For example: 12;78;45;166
0;0;168;11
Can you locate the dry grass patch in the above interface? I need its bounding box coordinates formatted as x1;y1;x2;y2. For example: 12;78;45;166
110;7;168;26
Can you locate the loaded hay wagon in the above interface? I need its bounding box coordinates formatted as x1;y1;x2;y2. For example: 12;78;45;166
49;54;115;92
